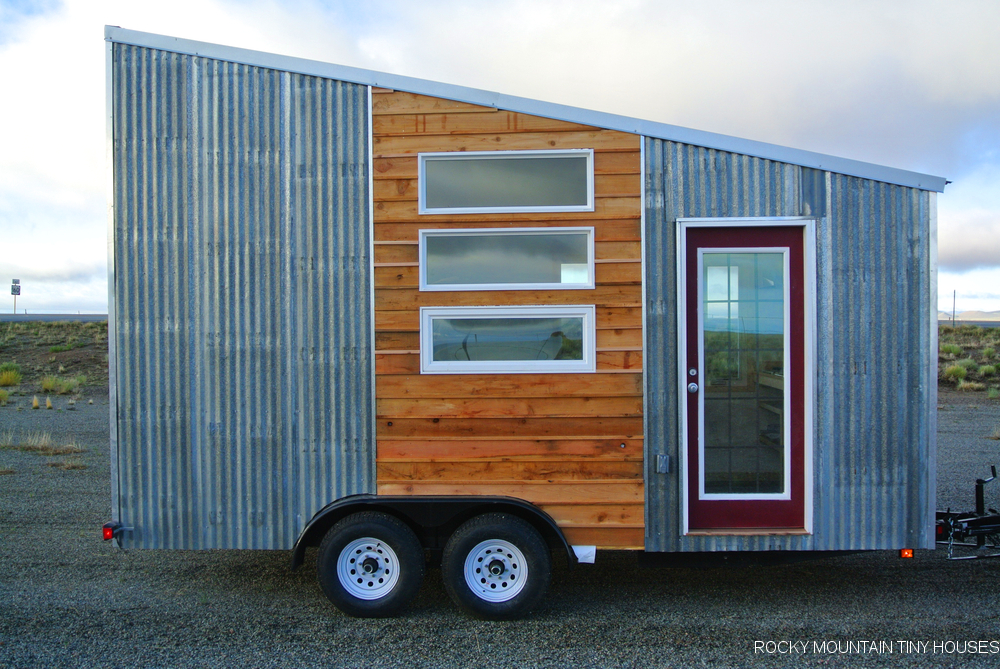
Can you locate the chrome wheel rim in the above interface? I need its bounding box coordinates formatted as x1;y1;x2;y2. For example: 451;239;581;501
337;537;400;600
463;539;527;602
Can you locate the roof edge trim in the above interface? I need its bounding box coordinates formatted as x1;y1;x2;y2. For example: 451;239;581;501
104;26;947;192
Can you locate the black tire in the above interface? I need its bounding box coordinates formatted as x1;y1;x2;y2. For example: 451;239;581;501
317;511;424;618
441;513;551;620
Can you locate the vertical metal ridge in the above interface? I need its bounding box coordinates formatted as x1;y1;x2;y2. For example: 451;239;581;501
112;45;373;550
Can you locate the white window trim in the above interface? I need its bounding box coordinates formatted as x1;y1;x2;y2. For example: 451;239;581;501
418;227;596;292
420;305;597;374
418;149;595;215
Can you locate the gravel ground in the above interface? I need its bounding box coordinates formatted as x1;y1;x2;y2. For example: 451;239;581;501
2;394;1000;668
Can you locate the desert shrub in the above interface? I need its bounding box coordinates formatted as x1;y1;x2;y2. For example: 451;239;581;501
983;347;996;360
0;389;7;405
942;365;967;382
0;370;21;386
940;343;962;357
989;387;1000;400
0;361;20;373
980;365;997;377
958;380;986;392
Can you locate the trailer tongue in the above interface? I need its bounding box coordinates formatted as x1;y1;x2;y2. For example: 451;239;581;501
937;466;1000;560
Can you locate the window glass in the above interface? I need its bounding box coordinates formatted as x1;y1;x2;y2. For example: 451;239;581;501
420;151;593;213
420;306;595;373
422;229;593;290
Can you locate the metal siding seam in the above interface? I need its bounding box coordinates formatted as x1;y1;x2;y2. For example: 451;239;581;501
106;40;121;543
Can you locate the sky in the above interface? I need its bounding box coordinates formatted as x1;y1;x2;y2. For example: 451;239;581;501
1;0;998;314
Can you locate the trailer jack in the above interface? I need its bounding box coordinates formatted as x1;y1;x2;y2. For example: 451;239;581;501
936;466;1000;560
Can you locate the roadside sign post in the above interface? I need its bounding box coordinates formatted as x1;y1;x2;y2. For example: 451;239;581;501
11;279;19;314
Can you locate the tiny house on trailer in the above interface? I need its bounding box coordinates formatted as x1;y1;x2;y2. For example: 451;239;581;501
104;27;946;619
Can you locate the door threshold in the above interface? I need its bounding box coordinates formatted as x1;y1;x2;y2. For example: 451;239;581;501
685;528;810;536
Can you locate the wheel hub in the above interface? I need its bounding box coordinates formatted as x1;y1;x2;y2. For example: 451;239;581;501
337;537;401;600
464;539;528;603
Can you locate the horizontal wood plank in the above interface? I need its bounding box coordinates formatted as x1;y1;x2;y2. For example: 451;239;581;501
537;503;645;526
377;438;643;459
375;285;641;310
373;131;641;155
374;220;641;242
597;350;643;370
560;526;644;549
375;306;641;331
376;416;643;438
373;111;598;136
376;459;642;481
373;262;640;289
377;373;641;398
372;91;495;115
376;351;643;374
374;197;639;222
376;480;644;504
373;152;640;179
377;396;642;419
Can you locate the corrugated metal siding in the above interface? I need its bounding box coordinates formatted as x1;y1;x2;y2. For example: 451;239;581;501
111;44;373;549
644;140;935;551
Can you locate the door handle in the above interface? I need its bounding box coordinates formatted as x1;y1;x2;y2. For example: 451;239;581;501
688;382;699;394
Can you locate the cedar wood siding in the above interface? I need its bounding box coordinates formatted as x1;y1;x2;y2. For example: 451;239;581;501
372;90;645;549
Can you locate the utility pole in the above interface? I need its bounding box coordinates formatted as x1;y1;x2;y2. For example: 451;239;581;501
952;290;957;326
10;279;19;314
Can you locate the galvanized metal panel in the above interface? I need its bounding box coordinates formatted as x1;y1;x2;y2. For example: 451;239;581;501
644;140;935;551
110;44;372;549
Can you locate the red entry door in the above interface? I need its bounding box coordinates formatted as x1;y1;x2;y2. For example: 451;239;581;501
684;225;806;531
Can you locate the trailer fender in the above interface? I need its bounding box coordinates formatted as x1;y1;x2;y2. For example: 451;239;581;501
291;495;575;570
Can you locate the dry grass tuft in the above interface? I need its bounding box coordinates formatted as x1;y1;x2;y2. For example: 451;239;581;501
958;380;986;392
0;431;85;456
47;457;86;471
989;426;1000;441
0;467;14;475
31;396;39;410
0;388;8;405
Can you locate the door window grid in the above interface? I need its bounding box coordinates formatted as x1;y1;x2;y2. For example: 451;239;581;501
701;251;787;496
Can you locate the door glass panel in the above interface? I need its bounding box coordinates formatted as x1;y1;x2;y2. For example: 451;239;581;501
702;252;786;495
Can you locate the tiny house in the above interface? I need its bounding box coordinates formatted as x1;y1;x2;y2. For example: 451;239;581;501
104;27;945;619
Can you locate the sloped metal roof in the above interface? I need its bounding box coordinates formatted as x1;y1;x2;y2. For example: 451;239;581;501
105;26;947;192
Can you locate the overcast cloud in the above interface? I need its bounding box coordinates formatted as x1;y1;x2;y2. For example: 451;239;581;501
1;0;998;313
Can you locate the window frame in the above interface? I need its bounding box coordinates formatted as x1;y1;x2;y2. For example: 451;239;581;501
419;305;597;375
417;149;595;215
418;227;596;292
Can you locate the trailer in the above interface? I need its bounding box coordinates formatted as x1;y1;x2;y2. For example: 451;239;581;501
103;27;946;619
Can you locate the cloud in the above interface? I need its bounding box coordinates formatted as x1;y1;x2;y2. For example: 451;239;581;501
938;209;1000;271
2;0;1000;311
